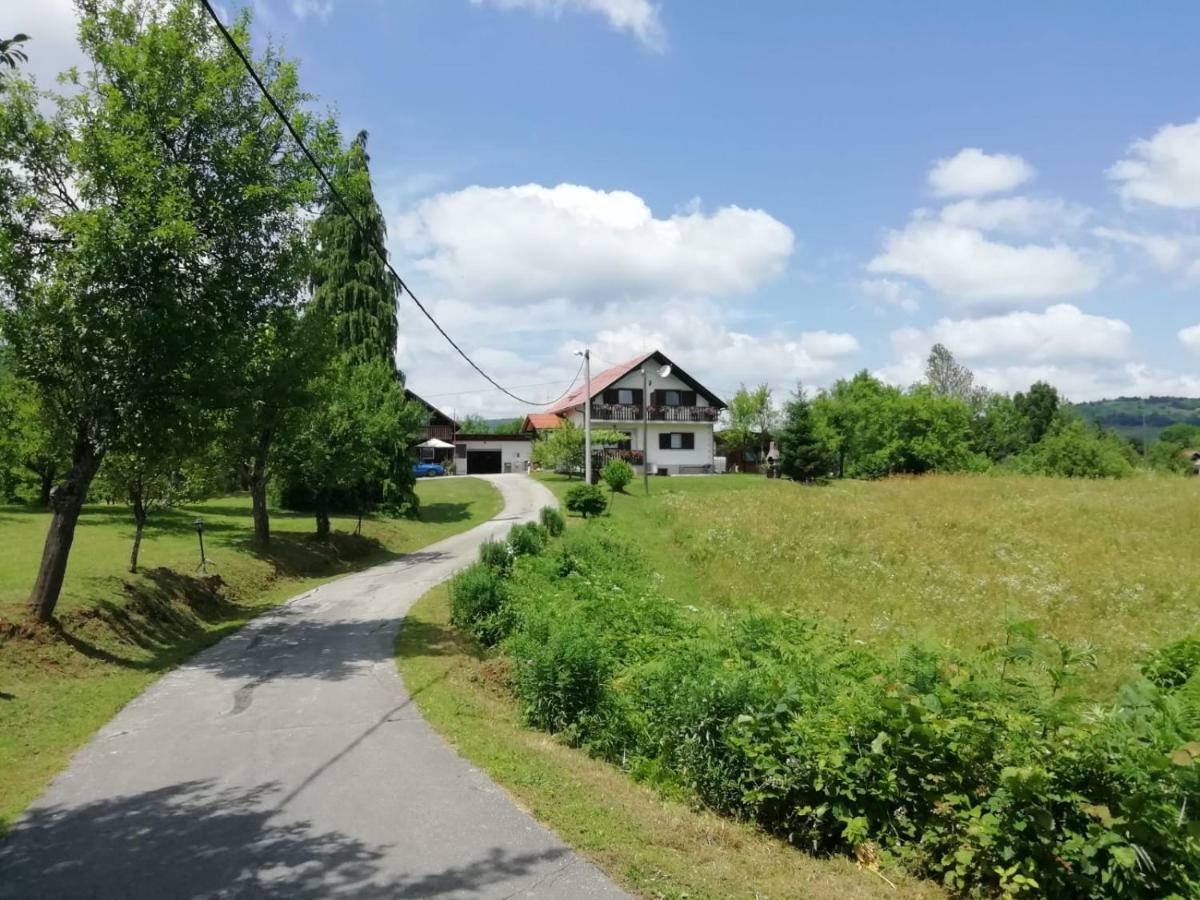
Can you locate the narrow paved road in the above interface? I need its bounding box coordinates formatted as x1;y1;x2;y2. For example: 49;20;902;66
1;475;627;899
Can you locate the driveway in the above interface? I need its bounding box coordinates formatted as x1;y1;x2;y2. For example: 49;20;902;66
0;475;627;899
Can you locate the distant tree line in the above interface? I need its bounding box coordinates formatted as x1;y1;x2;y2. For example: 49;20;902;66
741;344;1195;483
0;2;427;621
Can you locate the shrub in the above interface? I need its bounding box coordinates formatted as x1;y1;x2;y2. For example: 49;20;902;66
601;459;634;493
565;483;607;518
1142;637;1200;688
507;521;548;557
1013;419;1134;478
538;505;565;536
448;563;509;645
477;538;511;573
454;528;1200;897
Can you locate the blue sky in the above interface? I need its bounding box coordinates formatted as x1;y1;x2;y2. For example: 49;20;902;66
28;0;1200;414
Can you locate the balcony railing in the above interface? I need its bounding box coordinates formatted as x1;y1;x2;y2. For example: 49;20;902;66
590;403;720;423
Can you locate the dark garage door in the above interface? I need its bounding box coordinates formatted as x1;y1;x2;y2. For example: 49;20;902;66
466;450;502;475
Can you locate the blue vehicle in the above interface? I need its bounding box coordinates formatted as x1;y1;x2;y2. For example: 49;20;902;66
413;462;446;478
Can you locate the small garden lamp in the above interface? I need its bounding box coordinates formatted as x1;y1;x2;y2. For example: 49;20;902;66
193;518;208;573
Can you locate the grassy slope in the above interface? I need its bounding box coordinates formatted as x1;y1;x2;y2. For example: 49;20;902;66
0;476;502;834
397;583;932;900
537;471;1200;694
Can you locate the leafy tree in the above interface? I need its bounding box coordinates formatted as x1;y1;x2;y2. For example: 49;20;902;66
972;393;1031;463
564;483;607;518
925;343;979;406
277;357;424;538
531;420;625;477
601;459;634;508
1159;423;1200;447
310;131;400;369
0;34;29;75
224;306;323;545
0;359;63;504
1014;381;1061;445
492;418;524;435
94;445;219;573
1012;418;1133;478
777;385;830;482
726;383;777;462
0;1;325;621
458;413;491;433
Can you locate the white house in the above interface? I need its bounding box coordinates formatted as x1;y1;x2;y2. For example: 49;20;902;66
541;350;726;475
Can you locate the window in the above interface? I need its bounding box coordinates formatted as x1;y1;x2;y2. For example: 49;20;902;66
420;447;435;460
663;390;681;406
455;443;467;458
617;388;634;405
658;432;695;450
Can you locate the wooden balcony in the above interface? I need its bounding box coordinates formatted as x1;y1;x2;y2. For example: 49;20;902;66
590;403;720;423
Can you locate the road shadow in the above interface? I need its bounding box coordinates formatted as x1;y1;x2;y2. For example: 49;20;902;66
415;501;474;524
242;531;398;580
0;778;574;898
0;779;390;899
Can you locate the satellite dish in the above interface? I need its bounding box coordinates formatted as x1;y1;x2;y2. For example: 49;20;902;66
657;364;672;378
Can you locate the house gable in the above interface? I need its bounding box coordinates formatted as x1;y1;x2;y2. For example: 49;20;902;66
546;350;726;415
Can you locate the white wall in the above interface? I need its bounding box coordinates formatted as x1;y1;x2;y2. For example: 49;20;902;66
456;438;532;473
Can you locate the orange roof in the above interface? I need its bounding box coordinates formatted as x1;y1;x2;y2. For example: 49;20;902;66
523;413;564;432
547;351;657;415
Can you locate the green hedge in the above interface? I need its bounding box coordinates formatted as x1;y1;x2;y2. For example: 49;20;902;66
448;525;1200;897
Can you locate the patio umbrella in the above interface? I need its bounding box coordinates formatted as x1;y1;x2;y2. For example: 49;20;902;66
415;438;455;449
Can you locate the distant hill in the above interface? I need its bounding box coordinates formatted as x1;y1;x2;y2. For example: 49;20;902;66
1074;396;1200;443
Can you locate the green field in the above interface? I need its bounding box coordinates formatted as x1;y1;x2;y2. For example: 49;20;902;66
538;471;1200;693
395;471;1200;895
0;476;503;834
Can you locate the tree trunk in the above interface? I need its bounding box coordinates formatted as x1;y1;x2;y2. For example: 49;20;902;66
38;469;54;508
250;454;270;546
355;507;364;536
27;444;102;623
129;502;146;574
315;506;330;540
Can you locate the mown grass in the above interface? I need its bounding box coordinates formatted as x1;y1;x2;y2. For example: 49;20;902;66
0;476;503;835
536;471;1200;694
396;582;936;900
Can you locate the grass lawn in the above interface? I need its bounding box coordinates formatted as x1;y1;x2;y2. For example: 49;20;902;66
396;582;935;900
536;471;1200;694
0;476;502;835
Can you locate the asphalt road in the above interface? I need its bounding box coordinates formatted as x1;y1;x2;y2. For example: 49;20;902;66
0;475;628;899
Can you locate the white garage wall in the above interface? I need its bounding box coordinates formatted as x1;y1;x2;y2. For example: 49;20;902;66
455;438;533;474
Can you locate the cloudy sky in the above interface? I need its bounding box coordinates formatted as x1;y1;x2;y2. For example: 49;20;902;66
21;0;1200;415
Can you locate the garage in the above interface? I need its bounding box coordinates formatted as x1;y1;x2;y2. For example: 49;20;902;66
465;450;502;475
453;433;534;475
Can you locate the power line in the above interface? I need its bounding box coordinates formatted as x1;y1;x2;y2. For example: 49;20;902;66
415;365;586;400
195;0;580;408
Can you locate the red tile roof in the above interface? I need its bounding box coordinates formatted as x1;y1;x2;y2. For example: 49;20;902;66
547;351;656;415
523;413;565;432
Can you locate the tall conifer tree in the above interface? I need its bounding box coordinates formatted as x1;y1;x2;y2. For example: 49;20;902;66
310;131;401;370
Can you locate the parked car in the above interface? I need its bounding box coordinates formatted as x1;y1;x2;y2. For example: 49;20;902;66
413;462;446;477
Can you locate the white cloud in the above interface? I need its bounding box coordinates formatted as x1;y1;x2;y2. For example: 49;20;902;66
10;0;85;87
289;0;334;20
859;278;919;313
867;219;1101;306
1181;324;1200;353
890;304;1133;366
397;183;794;305
1109;118;1200;208
1092;227;1200;282
471;0;665;50
397;297;860;417
927;148;1034;198
939;196;1088;236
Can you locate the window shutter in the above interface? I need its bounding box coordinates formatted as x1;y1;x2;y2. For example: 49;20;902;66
682;390;696;406
650;390;662;406
603;389;618;404
683;433;695;450
659;433;670;450
632;388;644;405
